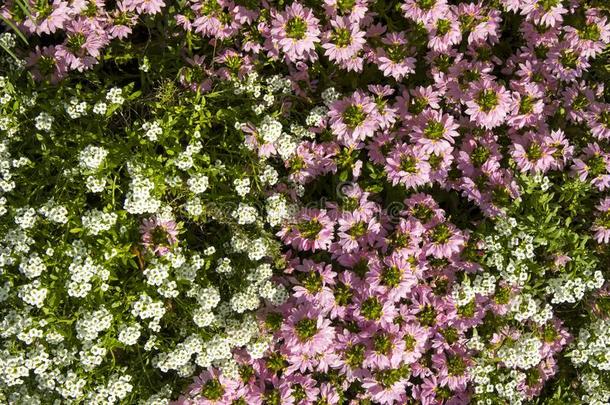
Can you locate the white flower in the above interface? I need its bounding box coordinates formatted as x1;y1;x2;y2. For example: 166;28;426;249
118;324;142;346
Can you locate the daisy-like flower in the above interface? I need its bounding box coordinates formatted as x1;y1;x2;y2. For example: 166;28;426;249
426;16;462;52
281;304;335;356
178;368;240;405
401;322;429;364
55;19;108;71
22;0;71;35
432;348;472;391
322;16;366;63
547;41;590;83
385;143;431;188
278;208;335;252
140;216;179;256
412;109;460;154
367;253;418;302
507;82;545;129
375;32;417;81
571;143;610;191
464;79;512;129
361;367;410;405
124;0;166;15
424;222;465;259
328;90;380;147
336;211;383;253
401;0;449;24
510;132;556;174
564;10;610;59
592;197;610;244
587;102;610;140
530;0;567;27
270;2;320;63
323;0;369;22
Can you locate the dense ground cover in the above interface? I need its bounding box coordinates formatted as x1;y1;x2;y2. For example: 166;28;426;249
0;0;609;404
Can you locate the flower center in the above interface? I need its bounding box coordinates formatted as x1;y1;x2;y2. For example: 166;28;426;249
471;145;490;167
579;23;601;41
436;19;452;36
361;297;383;320
337;0;356;13
297;218;323;239
417;0;437;11
286;17;307;40
348;221;368;238
560;50;578;69
381;265;402;287
67;33;87;54
424;120;446;140
475;89;499;113
295;318;318;341
201;378;225;400
342;104;367;128
332;28;353;48
447;355;467;376
400;155;418;173
404;334;416;351
418;305;437;327
519;95;535;114
430;223;451;244
344;343;365;367
526;142;543;161
373;333;393;355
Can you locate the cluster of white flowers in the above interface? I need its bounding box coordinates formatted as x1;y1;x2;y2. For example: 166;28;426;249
66;255;109;298
39;200;68;224
34;112;53;132
76;307;113;341
79;145;108;171
82;209;118;235
187;173;209;194
124;174;161;214
234;178;250;197
118;324;142;346
141;120;163;141
546;270;604;304
106;87;125;105
497;335;542;370
232;202;259;225
64;97;88;119
131;293;166;332
570;319;610;404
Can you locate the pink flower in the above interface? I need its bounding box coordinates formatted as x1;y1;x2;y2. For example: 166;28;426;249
140;216;179;256
270;2;320;62
385;143;431;188
279;208;335;252
593;197;610;244
465;79;512;129
322;16;366;63
328;90;380;147
510;132;556;174
374;32;416;81
412;109;460;154
281;304;335;356
424;222;465;259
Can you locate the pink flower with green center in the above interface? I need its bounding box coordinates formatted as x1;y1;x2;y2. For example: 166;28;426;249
140;216;179;256
465;79;512;129
385;143;431;188
328;90;381;147
270;2;320;62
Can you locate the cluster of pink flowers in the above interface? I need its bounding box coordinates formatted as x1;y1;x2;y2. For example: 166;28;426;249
176;189;573;404
168;0;610;403
1;0;165;80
